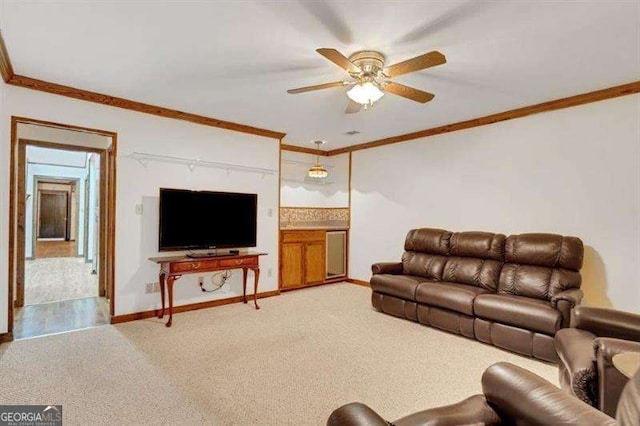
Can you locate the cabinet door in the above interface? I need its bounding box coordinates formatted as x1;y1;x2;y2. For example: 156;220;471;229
304;241;326;285
281;243;304;289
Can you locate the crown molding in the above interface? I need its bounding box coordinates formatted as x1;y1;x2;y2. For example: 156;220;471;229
7;75;286;139
280;143;329;156
327;80;640;156
1;31;285;140
0;31;15;83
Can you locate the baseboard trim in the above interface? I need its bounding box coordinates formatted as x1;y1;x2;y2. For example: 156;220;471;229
347;278;370;287
110;290;281;324
0;332;14;344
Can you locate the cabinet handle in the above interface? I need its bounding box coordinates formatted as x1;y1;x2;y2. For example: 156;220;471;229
235;259;243;265
192;263;200;269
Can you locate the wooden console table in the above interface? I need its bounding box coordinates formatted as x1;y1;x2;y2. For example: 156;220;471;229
149;252;267;327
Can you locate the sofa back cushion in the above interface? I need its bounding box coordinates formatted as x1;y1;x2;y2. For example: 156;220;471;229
498;234;583;300
443;232;506;291
402;228;451;280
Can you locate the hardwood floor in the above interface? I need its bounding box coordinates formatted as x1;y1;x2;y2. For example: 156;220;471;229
13;297;109;340
35;240;76;258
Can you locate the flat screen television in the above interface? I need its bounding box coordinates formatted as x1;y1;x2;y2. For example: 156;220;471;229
159;188;257;251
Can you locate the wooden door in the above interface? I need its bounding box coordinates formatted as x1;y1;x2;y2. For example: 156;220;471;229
281;243;304;289
304;241;326;285
39;191;68;239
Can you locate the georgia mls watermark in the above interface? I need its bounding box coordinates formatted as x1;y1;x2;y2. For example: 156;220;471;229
0;405;62;426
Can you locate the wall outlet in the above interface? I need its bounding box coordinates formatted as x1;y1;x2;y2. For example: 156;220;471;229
267;268;273;277
197;276;204;285
145;282;160;293
267;208;273;217
135;204;143;215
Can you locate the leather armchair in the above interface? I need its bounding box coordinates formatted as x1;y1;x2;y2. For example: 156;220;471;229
327;362;634;426
555;305;640;416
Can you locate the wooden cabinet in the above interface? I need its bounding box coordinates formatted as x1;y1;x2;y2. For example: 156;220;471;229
280;230;334;290
280;242;304;289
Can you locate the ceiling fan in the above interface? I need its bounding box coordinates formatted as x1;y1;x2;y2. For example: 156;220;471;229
287;48;446;113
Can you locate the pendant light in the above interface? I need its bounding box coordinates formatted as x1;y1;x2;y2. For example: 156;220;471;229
308;140;328;179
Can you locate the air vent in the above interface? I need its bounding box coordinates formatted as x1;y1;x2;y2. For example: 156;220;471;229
345;130;360;136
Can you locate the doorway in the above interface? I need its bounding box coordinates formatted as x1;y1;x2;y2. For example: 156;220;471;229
8;117;117;340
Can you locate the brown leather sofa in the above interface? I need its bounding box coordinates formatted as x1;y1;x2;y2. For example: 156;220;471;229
555;305;640;416
370;228;584;362
327;362;640;426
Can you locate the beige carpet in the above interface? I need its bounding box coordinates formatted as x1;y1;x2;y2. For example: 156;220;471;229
25;257;98;305
0;284;558;425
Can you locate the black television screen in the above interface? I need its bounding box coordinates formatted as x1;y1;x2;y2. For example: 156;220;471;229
159;188;257;251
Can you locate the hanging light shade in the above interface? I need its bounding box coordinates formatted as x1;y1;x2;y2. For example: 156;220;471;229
308;140;328;179
347;81;384;106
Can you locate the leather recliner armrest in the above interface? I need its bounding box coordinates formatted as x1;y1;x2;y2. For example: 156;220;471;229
594;337;640;416
554;328;598;406
552;288;584;328
572;306;640;341
482;362;615;425
371;262;403;275
394;395;501;426
327;403;389;426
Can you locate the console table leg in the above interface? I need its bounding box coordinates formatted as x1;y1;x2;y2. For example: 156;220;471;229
253;267;260;310
158;273;166;319
166;276;175;327
242;268;248;304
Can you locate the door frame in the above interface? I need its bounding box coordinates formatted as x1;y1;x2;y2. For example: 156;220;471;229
32;176;81;259
8;116;117;332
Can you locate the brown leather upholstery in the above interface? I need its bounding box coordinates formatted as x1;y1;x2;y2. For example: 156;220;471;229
474;294;561;335
555;327;598;405
416;282;489;316
499;233;583;300
555;305;640;416
327;362;633;426
370;228;584;362
370;274;426;301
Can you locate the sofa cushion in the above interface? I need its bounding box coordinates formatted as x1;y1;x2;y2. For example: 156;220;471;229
450;231;506;261
442;257;503;292
416;281;490;316
498;264;582;301
402;252;447;280
404;228;451;254
505;233;584;271
474;294;562;335
370;274;427;301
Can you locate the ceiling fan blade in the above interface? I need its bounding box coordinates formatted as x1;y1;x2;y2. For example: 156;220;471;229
383;51;446;77
316;48;361;73
287;81;348;94
384;82;435;103
345;99;362;114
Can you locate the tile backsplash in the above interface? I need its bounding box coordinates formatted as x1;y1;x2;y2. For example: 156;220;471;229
280;207;349;229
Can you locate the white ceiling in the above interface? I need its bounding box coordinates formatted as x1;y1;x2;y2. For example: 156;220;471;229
2;1;639;150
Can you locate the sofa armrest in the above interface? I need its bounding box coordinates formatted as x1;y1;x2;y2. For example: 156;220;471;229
394;395;500;426
327;403;389;426
482;362;615;425
594;337;640;416
371;262;403;275
552;288;584;328
554;328;598;406
573;306;640;341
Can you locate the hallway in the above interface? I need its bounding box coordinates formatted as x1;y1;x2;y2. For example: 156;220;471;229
25;257;98;305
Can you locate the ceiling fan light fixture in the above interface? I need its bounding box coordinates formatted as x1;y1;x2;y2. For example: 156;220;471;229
308;140;328;179
347;82;384;106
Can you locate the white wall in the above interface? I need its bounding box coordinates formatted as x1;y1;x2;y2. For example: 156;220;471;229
350;94;640;314
1;84;280;332
27;146;88;168
25;163;89;258
281;151;349;207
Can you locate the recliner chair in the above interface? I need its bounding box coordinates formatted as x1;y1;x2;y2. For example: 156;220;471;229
555;305;640;416
327;362;640;426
